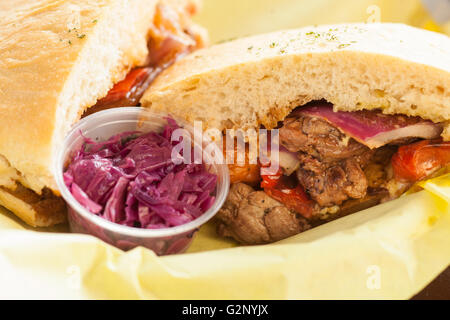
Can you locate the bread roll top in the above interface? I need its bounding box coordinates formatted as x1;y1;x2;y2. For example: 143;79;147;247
141;23;450;139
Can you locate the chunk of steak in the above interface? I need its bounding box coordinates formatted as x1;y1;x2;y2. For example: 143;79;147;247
216;183;310;244
296;157;368;207
280;115;368;161
280;113;373;206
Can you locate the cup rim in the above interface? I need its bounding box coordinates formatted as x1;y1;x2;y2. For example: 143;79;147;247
54;107;230;238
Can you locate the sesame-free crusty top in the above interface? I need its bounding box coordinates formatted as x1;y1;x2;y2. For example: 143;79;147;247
142;23;450;138
0;0;159;193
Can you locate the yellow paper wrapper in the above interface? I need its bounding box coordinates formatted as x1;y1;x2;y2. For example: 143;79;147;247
0;0;449;300
0;173;448;299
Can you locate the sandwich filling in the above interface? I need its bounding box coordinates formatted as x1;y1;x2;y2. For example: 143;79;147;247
217;101;450;244
83;3;205;116
0;3;204;226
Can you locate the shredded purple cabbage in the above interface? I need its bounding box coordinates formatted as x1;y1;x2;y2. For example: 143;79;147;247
64;119;217;229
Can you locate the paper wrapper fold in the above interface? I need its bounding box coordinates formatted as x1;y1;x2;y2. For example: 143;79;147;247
0;173;448;299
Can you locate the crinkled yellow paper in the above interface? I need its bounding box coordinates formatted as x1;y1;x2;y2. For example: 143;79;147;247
0;0;449;300
0;174;448;299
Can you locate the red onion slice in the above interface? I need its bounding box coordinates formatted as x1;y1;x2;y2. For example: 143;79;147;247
298;103;443;149
279;146;301;176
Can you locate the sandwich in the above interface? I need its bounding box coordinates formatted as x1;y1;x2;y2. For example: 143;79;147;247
141;23;450;244
0;0;206;227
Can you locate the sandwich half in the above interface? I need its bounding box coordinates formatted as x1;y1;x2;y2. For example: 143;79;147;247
0;0;206;227
141;23;450;244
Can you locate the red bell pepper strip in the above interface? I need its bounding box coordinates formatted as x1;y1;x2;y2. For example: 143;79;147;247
391;139;450;182
260;168;282;189
261;169;315;219
98;67;152;104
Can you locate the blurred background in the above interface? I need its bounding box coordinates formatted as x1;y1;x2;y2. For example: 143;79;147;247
194;0;450;43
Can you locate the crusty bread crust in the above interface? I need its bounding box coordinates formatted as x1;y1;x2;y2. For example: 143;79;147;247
0;0;158;193
0;0;202;197
141;23;450;139
0;0;202;226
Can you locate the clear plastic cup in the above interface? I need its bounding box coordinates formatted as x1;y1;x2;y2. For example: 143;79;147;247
54;107;229;255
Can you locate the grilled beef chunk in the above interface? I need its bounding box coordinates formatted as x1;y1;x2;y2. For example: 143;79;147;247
296;157;368;207
280;114;368;161
216;183;310;244
280;114;374;206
